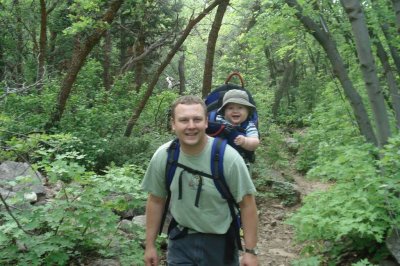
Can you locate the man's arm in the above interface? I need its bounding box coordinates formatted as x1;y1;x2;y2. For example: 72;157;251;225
144;194;166;266
239;194;259;266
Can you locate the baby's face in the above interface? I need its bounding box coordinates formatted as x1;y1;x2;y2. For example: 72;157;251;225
224;103;249;125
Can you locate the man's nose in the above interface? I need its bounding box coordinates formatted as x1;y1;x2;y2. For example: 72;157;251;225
188;119;195;128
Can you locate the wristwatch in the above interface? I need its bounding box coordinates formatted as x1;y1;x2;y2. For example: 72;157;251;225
245;248;258;256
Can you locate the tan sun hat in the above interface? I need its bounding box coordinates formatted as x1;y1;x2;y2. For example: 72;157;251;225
218;89;255;113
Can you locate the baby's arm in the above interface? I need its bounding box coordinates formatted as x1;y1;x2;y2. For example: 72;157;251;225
234;135;260;151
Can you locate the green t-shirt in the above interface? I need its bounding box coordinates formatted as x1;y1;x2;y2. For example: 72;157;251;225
141;137;256;234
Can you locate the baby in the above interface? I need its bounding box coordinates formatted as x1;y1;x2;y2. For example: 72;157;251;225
217;89;260;152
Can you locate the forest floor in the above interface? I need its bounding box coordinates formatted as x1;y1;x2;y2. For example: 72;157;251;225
254;166;331;266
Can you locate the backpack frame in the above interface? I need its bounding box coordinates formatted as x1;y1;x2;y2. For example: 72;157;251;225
204;72;258;163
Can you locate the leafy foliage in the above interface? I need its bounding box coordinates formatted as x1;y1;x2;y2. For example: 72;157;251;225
295;82;364;174
0;134;149;265
287;133;400;263
1;0;400;264
256;123;289;169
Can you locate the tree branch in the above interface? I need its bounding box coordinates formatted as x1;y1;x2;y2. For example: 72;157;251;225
0;194;33;235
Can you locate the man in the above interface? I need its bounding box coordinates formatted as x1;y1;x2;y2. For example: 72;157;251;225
142;95;259;266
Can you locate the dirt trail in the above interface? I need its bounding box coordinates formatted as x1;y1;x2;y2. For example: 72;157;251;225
254;172;330;266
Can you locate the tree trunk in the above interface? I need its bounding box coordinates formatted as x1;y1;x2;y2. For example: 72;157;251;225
124;0;225;137
341;0;391;146
284;0;378;146
119;14;128;68
134;34;145;92
37;0;47;90
202;0;229;98
178;52;186;95
245;0;262;32
392;0;400;33
373;33;400;129
103;30;112;91
271;61;295;119
0;34;4;80
371;0;400;74
15;0;24;85
48;31;57;67
45;0;124;130
264;46;278;86
380;23;400;75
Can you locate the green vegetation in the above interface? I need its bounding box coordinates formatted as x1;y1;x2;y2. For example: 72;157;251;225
1;0;400;265
0;133;150;265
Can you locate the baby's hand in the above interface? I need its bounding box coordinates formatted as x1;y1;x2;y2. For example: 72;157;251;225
234;135;246;146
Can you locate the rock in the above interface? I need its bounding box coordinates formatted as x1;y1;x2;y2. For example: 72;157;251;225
0;161;45;197
386;228;400;264
86;259;120;266
132;215;146;227
275;213;285;220
119;219;134;234
24;192;37;203
379;260;399;266
285;137;299;154
268;248;296;258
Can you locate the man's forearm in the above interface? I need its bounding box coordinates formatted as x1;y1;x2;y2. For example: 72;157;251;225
240;195;258;249
145;194;166;248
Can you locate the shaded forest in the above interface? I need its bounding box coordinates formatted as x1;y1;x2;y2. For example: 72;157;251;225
1;0;400;265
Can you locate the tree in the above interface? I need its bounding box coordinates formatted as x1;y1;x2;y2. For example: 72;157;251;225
102;30;112;91
15;0;24;85
370;0;400;76
37;0;47;89
117;0;182;91
271;60;296;119
124;0;225;137
37;0;60;90
392;0;400;31
45;0;124;130
202;0;230;98
340;0;391;146
370;30;400;129
178;51;186;95
284;0;378;146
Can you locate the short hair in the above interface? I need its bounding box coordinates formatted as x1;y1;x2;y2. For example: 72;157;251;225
170;95;207;120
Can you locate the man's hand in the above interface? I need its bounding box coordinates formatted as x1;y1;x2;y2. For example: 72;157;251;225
240;252;258;266
144;245;159;266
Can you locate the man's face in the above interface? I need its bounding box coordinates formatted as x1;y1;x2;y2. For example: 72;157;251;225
171;103;208;152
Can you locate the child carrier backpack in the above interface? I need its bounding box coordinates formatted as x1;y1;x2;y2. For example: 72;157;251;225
204;72;258;163
159;137;243;259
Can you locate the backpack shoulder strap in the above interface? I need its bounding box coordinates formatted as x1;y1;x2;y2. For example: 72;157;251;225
210;137;242;251
159;139;180;235
210;137;239;207
166;139;180;187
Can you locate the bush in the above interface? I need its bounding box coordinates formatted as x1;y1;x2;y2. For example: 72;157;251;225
0;134;150;265
287;134;400;263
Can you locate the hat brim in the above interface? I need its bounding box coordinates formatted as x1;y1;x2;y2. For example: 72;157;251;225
218;98;255;113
